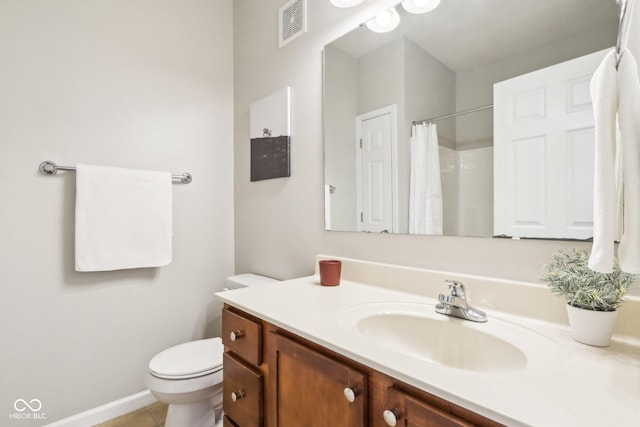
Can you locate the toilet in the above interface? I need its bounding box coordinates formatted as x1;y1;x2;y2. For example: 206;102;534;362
145;274;278;427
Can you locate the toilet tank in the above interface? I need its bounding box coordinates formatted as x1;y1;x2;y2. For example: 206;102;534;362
210;274;279;338
226;273;279;290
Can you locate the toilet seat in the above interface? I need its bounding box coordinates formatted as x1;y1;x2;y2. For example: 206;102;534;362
149;338;223;380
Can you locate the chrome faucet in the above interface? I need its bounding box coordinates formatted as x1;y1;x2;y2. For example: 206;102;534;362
435;279;487;322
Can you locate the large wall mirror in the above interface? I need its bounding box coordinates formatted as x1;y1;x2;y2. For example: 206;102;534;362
323;0;619;239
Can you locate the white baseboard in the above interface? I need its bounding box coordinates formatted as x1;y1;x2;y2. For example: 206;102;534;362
43;390;157;427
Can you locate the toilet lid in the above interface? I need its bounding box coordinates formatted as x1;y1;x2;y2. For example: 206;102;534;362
149;337;223;379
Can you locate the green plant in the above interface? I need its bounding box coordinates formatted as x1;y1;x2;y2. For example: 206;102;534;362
540;248;636;312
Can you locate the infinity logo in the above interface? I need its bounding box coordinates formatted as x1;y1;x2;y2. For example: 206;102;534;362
14;399;42;412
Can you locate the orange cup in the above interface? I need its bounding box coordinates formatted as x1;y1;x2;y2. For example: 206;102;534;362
319;260;342;286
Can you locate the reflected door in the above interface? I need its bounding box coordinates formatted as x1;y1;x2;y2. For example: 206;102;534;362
494;49;607;239
356;105;397;233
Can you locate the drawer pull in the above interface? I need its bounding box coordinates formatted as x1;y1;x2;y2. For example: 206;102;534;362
343;386;359;403
230;330;245;341
230;389;246;402
383;409;401;426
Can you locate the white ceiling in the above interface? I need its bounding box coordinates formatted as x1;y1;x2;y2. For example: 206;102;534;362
329;0;620;71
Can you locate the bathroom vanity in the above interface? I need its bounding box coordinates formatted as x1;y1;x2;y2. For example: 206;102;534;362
221;305;499;426
215;256;640;426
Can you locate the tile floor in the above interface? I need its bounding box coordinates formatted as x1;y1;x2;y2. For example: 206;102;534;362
95;402;168;427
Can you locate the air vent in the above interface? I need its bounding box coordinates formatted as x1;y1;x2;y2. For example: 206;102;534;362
279;0;306;48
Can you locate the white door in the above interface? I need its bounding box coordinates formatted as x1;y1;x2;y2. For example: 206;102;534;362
356;106;397;233
494;49;608;239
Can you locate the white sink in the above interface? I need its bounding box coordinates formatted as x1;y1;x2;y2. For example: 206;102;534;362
340;301;561;373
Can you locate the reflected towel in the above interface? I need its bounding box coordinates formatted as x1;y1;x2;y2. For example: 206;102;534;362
75;164;172;272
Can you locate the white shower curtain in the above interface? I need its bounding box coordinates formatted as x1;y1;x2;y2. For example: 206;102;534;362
409;123;443;235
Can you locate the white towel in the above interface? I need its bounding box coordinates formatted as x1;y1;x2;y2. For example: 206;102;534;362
75;164;173;272
616;50;640;274
588;50;618;273
589;49;640;274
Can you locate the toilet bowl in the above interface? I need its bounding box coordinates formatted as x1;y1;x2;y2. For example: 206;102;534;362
145;274;279;427
145;338;224;427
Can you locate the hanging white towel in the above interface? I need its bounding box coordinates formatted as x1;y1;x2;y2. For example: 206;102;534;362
75;164;173;272
588;50;618;273
409;123;443;235
616;49;640;274
589;48;640;274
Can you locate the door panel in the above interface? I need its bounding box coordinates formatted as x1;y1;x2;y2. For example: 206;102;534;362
270;333;366;427
356;105;397;233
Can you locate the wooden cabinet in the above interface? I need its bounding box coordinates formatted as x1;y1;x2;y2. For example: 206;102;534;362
222;308;263;366
222;308;266;427
222;305;503;427
269;332;367;426
223;353;263;426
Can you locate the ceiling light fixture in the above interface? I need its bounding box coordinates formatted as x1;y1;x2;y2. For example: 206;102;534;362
365;7;400;33
330;0;365;7
401;0;441;14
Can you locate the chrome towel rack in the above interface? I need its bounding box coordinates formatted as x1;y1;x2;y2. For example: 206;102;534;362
38;161;193;184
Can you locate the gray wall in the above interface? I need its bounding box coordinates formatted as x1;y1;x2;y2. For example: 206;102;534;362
0;0;234;423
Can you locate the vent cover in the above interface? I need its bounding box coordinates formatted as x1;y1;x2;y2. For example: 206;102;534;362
279;0;306;48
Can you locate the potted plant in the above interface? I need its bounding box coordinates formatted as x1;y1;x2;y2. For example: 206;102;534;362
541;248;636;346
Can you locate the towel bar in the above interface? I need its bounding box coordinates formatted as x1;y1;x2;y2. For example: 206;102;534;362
38;161;192;184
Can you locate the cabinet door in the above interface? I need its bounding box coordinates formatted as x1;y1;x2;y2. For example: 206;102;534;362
270;333;367;427
384;387;474;427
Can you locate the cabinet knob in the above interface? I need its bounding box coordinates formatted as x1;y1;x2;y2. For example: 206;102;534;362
230;330;245;341
343;386;359;403
383;409;401;426
230;389;245;402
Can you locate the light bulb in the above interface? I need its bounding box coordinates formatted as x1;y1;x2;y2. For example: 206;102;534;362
376;10;392;26
365;7;400;33
330;0;365;7
401;0;441;14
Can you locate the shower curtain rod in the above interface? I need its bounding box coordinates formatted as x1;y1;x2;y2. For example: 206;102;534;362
413;104;493;126
38;160;193;184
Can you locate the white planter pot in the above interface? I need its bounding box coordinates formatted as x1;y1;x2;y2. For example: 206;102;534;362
566;304;618;347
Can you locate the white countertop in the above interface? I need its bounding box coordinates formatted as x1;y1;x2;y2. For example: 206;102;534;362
215;259;640;427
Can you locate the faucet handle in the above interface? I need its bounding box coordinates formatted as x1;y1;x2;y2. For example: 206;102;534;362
444;279;466;297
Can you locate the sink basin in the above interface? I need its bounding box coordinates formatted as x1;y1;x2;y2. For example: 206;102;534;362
340;302;560;373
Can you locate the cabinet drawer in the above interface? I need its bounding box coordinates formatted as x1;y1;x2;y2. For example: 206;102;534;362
222;308;263;365
223;353;264;427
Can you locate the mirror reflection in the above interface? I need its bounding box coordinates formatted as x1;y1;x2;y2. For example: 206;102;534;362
323;0;619;238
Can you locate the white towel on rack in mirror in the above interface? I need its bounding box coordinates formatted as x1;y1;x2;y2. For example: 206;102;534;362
75;164;173;272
